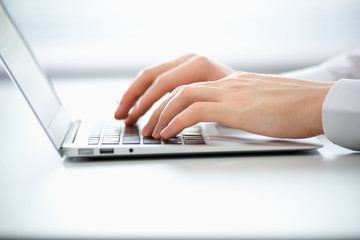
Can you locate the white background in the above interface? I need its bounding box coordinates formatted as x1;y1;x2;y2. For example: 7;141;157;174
2;0;360;78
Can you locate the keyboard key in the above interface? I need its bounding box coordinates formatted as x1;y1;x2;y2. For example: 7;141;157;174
101;141;120;144
124;125;139;134
143;137;161;144
88;121;207;146
164;137;182;145
184;140;205;145
101;142;119;145
102;137;120;140
183;135;205;145
89;134;101;138
123;136;140;140
101;140;120;145
89;138;100;141
88;136;100;145
122;141;140;145
122;125;140;144
183;134;203;139
122;136;140;144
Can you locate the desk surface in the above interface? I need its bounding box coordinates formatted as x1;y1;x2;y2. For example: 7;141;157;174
0;78;359;239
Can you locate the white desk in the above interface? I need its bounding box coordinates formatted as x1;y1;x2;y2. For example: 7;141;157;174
0;78;359;239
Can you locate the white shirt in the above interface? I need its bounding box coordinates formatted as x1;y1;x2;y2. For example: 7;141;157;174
284;47;360;151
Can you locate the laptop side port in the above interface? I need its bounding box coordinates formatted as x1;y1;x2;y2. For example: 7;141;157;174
100;148;114;154
78;148;94;155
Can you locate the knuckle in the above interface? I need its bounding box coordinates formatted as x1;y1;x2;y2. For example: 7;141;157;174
220;77;233;82
177;86;193;96
223;71;259;84
218;77;235;84
183;53;198;59
154;74;167;85
173;113;190;126
236;71;256;78
190;102;205;114
170;117;183;128
228;71;243;77
172;86;183;94
138;68;152;78
193;55;210;65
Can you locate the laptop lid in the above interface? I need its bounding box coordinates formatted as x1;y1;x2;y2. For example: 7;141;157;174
0;2;72;152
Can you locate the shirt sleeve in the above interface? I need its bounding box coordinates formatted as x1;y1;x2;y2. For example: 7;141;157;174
282;47;360;81
322;79;360;151
282;47;360;150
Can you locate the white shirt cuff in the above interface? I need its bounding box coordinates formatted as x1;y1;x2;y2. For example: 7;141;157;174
322;79;360;150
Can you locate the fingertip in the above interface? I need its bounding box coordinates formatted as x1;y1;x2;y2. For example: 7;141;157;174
124;117;131;125
114;109;124;119
114;105;126;119
141;124;151;137
141;131;151;138
152;132;161;139
124;117;137;126
114;111;122;120
160;127;171;139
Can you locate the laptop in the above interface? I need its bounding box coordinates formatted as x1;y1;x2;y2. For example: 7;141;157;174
0;2;322;157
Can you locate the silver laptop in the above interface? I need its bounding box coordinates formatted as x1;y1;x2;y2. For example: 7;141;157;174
0;2;322;157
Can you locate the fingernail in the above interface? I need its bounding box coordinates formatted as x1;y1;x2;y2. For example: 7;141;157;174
160;127;170;139
115;113;125;120
152;132;160;139
152;128;161;139
114;106;123;119
141;124;150;137
151;123;159;137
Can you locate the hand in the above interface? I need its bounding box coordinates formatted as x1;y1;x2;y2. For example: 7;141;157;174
114;54;234;125
142;72;334;139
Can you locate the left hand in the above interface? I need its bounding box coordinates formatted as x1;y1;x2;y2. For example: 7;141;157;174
114;54;233;125
141;72;334;139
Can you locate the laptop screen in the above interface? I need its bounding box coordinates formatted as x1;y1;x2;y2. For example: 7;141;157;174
0;2;71;151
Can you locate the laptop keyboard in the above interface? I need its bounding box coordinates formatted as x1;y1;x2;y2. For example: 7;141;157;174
87;121;206;146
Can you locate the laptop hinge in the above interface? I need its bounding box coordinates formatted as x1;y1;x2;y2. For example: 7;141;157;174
61;120;81;148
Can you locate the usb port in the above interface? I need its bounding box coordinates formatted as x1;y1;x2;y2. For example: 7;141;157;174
100;148;114;154
78;148;94;155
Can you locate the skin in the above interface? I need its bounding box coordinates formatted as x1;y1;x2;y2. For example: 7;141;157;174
114;54;334;139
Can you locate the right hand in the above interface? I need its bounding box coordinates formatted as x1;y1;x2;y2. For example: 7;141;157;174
114;54;234;125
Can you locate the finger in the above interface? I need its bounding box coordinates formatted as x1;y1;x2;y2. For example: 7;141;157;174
152;85;221;138
114;53;197;119
141;95;172;137
143;83;220;137
125;56;213;124
124;73;178;125
160;102;222;139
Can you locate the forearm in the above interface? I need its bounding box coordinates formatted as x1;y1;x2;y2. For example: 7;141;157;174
282;48;360;150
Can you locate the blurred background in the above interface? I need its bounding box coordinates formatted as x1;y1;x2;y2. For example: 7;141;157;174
1;0;360;79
